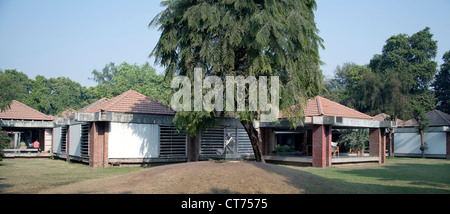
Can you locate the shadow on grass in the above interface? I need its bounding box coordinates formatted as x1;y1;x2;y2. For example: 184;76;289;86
252;160;450;194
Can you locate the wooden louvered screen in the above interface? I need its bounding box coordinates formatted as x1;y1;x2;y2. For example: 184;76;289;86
80;123;90;160
199;128;225;158
159;126;187;157
225;128;254;156
60;126;67;153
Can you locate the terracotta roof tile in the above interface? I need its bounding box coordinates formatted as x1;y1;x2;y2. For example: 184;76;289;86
86;90;175;115
0;100;55;121
281;96;373;120
373;113;404;124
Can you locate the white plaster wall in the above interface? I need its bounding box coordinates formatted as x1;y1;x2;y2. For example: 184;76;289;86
108;122;160;158
394;132;446;155
44;129;52;152
52;127;61;154
69;124;81;157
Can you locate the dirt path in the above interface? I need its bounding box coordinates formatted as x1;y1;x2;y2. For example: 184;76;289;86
40;161;326;194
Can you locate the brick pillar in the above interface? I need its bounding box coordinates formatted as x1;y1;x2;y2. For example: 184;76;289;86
312;125;332;167
89;122;109;168
369;128;386;164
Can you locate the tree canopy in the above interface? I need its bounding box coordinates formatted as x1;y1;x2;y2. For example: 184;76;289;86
433;51;450;114
322;27;440;120
150;0;324;162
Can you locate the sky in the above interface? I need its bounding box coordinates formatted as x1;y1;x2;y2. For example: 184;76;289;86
0;0;449;87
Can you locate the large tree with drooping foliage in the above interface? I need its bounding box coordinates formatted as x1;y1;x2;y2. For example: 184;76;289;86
150;0;324;162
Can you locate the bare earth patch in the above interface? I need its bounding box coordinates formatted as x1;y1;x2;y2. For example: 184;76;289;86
40;161;318;194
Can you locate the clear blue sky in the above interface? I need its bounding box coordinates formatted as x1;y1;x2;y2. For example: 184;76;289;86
1;0;449;87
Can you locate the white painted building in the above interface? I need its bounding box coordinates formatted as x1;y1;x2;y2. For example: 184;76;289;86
394;110;450;158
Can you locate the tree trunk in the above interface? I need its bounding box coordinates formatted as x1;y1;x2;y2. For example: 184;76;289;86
240;120;265;163
420;129;425;158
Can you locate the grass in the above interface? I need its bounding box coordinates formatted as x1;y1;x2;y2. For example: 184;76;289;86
0;159;143;193
290;157;450;194
0;157;449;194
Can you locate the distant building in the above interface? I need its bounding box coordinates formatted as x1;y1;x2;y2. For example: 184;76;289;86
394;110;450;158
0;100;54;152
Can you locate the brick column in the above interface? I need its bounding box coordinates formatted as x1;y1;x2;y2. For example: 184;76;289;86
312;125;332;167
89;122;109;168
369;128;386;164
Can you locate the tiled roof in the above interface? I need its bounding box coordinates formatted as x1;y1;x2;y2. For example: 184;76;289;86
78;97;110;113
399;109;450;127
373;113;404;123
280;96;373;120
304;96;373;119
427;110;450;126
401;110;450;127
85;90;175;115
0;100;55;121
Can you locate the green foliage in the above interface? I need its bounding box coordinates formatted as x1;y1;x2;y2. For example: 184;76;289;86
433;51;450;114
25;75;91;116
324;27;438;120
275;144;295;152
0;127;12;161
337;129;369;153
0;69;30;111
150;0;323;135
91;62;172;105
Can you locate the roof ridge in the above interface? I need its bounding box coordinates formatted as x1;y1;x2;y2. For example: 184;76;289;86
315;96;373;119
315;96;324;116
434;110;450;125
5;100;54;120
101;90;135;111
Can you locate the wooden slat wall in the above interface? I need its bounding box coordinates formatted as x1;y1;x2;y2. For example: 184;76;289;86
80;123;90;160
159;126;187;157
200;128;225;158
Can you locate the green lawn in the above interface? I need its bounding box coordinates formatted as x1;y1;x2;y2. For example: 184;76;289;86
0;159;143;193
290;157;450;194
0;157;449;194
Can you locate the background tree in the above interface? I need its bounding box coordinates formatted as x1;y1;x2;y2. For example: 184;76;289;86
325;27;438;121
150;0;324;162
26;76;91;115
433;51;450;114
91;62;172;104
0;69;30;111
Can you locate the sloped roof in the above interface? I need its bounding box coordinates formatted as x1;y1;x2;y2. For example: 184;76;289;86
302;96;373;119
0;100;55;121
399;110;450;127
85;90;175;115
426;110;450;126
373;113;404;123
78;97;110;113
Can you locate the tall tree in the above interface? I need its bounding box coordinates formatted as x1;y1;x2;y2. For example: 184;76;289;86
433;51;450;114
150;0;323;162
26;76;90;116
0;69;30;111
326;27;438;120
91;62;172;104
